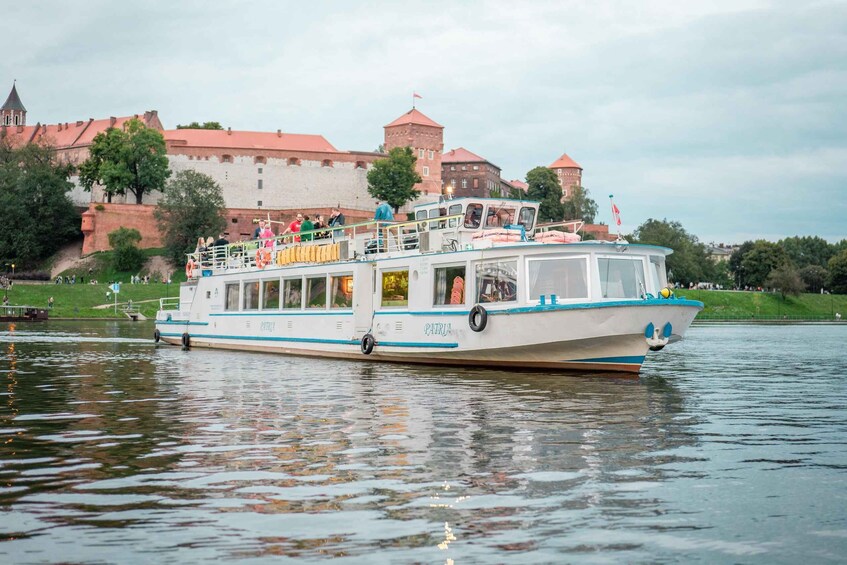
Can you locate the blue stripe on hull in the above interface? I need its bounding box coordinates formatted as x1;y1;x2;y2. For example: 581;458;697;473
569;355;646;364
159;332;458;349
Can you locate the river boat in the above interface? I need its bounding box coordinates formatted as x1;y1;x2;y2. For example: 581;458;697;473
0;305;49;322
155;197;703;373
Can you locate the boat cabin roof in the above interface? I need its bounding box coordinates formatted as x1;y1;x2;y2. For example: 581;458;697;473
413;197;541;232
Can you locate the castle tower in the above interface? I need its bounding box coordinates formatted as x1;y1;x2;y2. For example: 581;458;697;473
1;82;26;126
548;153;582;199
383;108;443;198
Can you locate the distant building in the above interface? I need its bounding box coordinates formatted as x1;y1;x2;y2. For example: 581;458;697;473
441;147;502;198
0;83;26;126
383;108;443;200
707;244;734;263
548;153;583;199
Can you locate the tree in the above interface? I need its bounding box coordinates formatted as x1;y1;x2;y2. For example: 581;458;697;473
526;167;564;222
0;141;80;267
108;227;145;272
154;170;227;266
779;236;834;269
632;218;712;286
828;250;847;294
799;265;828;293
766;264;805;299
79;118;171;204
741;241;789;288
562;185;599;223
176;121;223;130
366;147;422;213
729;240;754;287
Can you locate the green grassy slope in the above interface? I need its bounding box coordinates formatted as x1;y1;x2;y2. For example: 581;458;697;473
681;289;847;320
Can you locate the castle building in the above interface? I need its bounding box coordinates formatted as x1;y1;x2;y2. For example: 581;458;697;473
441;147;522;199
548;153;583;199
0;83;26;126
383;109;443;199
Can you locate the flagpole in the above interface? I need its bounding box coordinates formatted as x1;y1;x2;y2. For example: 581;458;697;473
412;92;416;109
609;194;622;240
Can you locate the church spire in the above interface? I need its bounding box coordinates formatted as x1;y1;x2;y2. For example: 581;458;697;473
1;82;26;126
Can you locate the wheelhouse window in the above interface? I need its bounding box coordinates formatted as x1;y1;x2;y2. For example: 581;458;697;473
518;207;536;230
464;203;483;228
650;256;668;290
476;260;517;303
598;257;646;299
381;270;409;307
448;204;462;228
527;257;588;301
243;281;260;310
331;275;354;308
485;207;515;227
262;279;280;309
306;276;327;308
283;278;302;309
225;283;240;311
434;265;466;306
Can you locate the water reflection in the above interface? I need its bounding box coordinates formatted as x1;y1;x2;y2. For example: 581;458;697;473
0;322;845;563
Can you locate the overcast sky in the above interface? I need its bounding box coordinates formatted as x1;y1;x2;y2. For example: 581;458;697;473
3;0;845;244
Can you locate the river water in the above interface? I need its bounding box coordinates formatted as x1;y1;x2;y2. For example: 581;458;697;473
0;322;845;564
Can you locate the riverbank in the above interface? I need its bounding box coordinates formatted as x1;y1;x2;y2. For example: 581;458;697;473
4;282;176;319
680;288;846;321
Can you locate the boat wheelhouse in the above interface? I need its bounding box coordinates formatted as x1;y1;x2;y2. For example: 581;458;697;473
155;197;702;373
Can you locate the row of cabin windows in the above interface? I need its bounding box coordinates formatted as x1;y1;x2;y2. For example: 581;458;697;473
415;205;536;230
221;257;646;312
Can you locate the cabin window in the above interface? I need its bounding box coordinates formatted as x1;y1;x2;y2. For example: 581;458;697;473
598;257;646;299
381;270;409;307
434;265;466;306
306;276;327;308
518;207;536;230
331;275;354;308
448;204;462;228
485;207;515;227
263;279;280;309
415;210;427;220
527;257;588;301
283;278;302;309
475;260;517;303
650;256;668;289
243;281;260;310
464;204;483;229
225;283;240;311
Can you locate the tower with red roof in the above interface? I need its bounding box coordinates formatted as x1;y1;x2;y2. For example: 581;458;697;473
1;82;26;127
548;153;583;199
383;108;444;198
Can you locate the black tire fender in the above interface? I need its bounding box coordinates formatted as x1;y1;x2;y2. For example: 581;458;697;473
361;333;375;355
469;305;488;332
181;332;190;349
154;328;161;343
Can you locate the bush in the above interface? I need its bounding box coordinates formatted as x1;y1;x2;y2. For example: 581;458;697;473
108;227;146;273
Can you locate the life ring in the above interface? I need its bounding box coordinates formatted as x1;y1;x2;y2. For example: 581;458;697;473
185;259;196;279
361;333;375;355
154;328;161;343
255;248;271;269
181;332;190;349
469;305;488;332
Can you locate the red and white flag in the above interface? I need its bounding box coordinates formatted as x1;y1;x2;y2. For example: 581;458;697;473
609;195;622;226
413;92;422;99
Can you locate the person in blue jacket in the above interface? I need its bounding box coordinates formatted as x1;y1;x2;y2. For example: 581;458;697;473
374;199;394;221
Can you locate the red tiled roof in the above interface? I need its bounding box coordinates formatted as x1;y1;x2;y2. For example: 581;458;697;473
549;153;582;169
509;179;529;190
164;129;338;153
441;147;488;164
1;113;162;149
384;108;443;129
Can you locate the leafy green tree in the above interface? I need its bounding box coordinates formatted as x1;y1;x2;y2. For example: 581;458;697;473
108;227;145;272
366;147;422;213
766;264;805;299
799;265;828;293
827;250;847;294
79;118;171;204
779;236;834;269
741;240;789;288
632;218;712;286
0;141;80;267
176;122;224;130
728;240;754;287
526;166;564;222
562;185;599;223
154;170;226;266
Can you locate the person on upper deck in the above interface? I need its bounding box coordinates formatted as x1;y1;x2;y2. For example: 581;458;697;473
259;223;275;248
300;215;314;241
252;220;265;240
374;200;394;222
283;213;303;243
